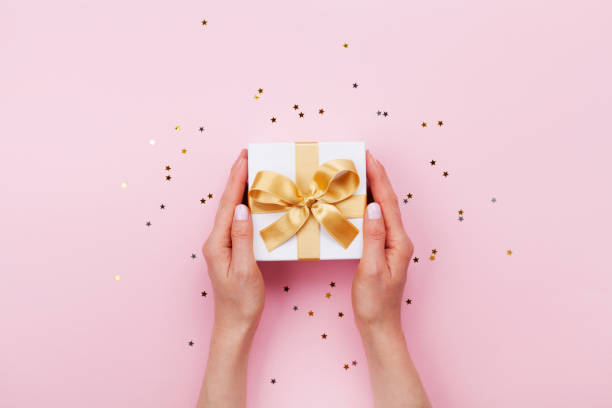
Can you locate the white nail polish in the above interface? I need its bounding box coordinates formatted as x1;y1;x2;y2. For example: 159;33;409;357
234;204;249;220
367;202;382;219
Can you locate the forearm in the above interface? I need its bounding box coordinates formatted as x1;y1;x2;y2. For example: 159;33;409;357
197;322;257;408
359;322;431;408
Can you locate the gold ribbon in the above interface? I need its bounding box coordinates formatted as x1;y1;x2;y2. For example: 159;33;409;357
248;142;365;260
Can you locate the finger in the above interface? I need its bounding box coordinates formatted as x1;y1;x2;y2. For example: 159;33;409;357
360;202;387;270
366;150;406;247
210;149;248;247
230;204;255;272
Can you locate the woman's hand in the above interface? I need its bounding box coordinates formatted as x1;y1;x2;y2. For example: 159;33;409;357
198;149;264;408
202;149;264;333
352;151;430;408
352;150;413;333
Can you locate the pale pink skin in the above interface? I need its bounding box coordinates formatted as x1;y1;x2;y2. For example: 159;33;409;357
198;150;430;408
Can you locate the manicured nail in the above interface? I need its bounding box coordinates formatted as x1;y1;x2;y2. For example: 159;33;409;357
366;202;382;219
234;204;249;220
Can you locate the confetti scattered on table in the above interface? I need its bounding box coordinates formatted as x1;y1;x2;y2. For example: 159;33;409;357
343;43;349;48
438;120;444;126
507;249;512;255
208;193;213;199
421;122;427;127
353;83;358;88
343;364;350;370
200;198;206;204
298;112;304;118
321;333;328;339
160;204;165;209
430;160;436;166
115;275;120;281
271;117;277;123
258;88;263;94
432;249;438;255
191;254;196;259
293;305;298;311
338;312;344;318
199;127;204;132
166;175;172;181
403;198;408;204
406;193;413;199
413;257;419;263
325;292;332;299
293;104;299;110
308;310;314;316
181;148;187;154
165;165;171;171
318;108;325;115
201;291;207;297
329;281;336;288
270;378;276;384
188;341;194;346
201;19;207;26
146;221;151;227
458;216;464;222
443;171;449;177
284;286;290;292
406;298;412;305
383;111;389;117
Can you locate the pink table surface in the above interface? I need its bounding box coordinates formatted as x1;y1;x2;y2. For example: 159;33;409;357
2;0;612;407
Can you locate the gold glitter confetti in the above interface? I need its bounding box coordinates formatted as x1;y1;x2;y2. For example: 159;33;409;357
121;182;127;188
175;125;181;130
325;292;332;299
507;249;512;255
429;255;436;261
115;275;120;281
181;148;187;154
343;43;349;48
458;209;464;215
254;94;260;100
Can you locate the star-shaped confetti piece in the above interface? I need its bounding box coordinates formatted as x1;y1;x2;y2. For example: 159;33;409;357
343;43;349;48
403;198;408;204
308;310;314;316
507;249;512;255
200;198;206;204
438;120;444;126
407;193;413;199
191;254;196;259
321;333;327;340
175;125;181;130
413;257;419;263
166;175;172;181
188;341;194;346
201;19;207;26
377;111;382;116
160;204;165;210
491;197;497;203
258;88;263;94
458;216;464;222
254;94;260;100
199;127;204;132
458;209;464;215
325;292;332;299
443;171;449;177
338;312;344;318
271;117;277;123
383;112;388;117
208;193;213;199
165;165;171;171
293;305;298;311
352;360;358;366
430;160;436;166
270;378;276;384
181;148;187;154
343;364;350;370
406;298;412;305
318;109;325;115
146;221;151;227
421;122;427;127
283;286;290;292
329;281;336;288
298;112;304;118
353;83;358;88
201;291;207;297
432;249;438;255
293;104;299;110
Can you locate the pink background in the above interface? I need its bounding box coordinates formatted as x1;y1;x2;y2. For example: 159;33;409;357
2;0;612;406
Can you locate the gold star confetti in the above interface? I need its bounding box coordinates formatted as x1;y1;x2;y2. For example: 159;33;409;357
343;364;350;370
181;148;187;154
258;88;263;94
325;292;332;299
121;182;127;188
175;125;181;130
343;43;349;48
443;171;449;177
293;104;299;110
254;94;260;100
458;209;464;215
507;249;512;255
318;108;325;114
321;333;327;339
208;193;213;199
421;122;427;127
201;19;207;26
438;120;444;126
115;275;121;281
271;117;277;123
338;312;344;318
429;255;436;261
308;310;314;316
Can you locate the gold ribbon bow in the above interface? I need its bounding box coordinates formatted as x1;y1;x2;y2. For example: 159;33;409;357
248;158;365;256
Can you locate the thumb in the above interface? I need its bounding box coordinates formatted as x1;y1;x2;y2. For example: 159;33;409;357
361;202;386;264
230;204;255;266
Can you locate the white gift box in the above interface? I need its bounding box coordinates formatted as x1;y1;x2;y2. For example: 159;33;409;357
247;142;366;261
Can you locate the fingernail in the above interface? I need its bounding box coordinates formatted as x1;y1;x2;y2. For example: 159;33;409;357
234;204;249;220
366;202;382;219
